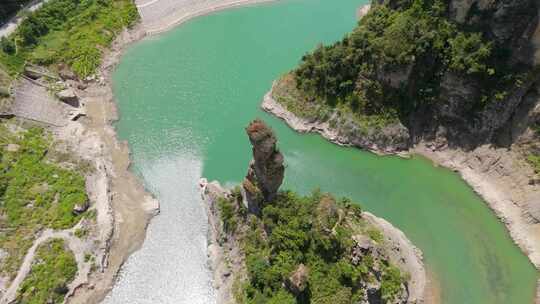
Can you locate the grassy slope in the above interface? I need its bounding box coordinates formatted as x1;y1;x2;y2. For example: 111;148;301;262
0;0;138;78
0;124;88;283
15;238;78;304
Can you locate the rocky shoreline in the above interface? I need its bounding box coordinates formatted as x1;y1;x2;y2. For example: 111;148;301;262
262;84;540;301
261;85;410;157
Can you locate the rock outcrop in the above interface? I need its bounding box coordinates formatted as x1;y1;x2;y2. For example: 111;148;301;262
56;88;79;107
243;119;284;213
286;264;309;295
201;120;427;304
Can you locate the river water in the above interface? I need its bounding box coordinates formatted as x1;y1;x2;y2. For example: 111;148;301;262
104;0;538;303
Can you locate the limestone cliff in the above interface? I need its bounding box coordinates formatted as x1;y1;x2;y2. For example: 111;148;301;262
243;119;285;213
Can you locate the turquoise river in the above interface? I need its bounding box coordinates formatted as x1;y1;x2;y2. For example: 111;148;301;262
103;1;538;303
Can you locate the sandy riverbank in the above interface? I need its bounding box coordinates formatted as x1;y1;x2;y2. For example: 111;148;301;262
136;0;278;35
64;25;161;303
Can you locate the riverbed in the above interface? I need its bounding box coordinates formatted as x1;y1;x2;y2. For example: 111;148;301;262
104;0;538;303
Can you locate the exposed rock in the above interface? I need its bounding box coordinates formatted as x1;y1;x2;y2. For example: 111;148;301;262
72;201;89;215
362;212;426;304
357;4;371;20
76;82;88;90
23;65;58;80
59;68;77;81
56;88;79;107
5;144;19;152
376;64;413;89
351;234;374;265
200;179;246;304
0;87;10;98
243;119;284;213
286;264;309;295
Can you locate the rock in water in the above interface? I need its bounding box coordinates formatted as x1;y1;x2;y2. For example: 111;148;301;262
243;119;284;213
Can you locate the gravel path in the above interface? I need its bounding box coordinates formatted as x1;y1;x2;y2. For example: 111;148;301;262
0;227;90;304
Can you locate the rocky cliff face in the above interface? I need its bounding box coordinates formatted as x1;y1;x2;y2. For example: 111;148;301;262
243;119;284;213
370;0;540;149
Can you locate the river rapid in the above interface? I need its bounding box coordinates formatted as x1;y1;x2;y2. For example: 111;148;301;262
104;1;538;303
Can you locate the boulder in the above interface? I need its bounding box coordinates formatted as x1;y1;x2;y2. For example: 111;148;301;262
56;88;79;107
286;264;309;295
59;68;76;81
72;201;89;215
5;144;19;152
0;86;10;98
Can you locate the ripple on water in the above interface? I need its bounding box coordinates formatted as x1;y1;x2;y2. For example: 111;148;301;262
103;155;216;304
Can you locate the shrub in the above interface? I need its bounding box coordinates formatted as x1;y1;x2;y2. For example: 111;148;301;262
0;37;16;54
16;239;78;304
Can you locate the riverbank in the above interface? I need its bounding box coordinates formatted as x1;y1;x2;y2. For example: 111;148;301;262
0;23;159;303
262;83;540;301
63;24;160;304
136;0;278;35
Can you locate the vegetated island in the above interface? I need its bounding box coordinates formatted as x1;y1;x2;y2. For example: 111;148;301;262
262;0;540;291
201;119;426;304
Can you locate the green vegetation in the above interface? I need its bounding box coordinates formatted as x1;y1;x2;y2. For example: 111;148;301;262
221;189;404;304
16;238;78;304
0;124;87;279
293;0;525;121
273;74;398;136
527;154;540;174
0;0;139;77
